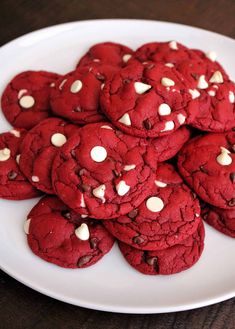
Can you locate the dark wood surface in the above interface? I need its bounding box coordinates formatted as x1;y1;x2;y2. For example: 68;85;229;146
0;0;235;328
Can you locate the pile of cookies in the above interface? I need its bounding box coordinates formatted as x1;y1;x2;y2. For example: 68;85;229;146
0;41;234;275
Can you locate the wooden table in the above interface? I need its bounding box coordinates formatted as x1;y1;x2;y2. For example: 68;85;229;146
0;1;235;328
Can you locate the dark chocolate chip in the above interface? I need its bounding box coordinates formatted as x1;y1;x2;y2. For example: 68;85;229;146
228;198;235;207
123;79;130;84
61;210;71;219
90;237;98;249
230;173;235;183
128;209;139;219
81;184;90;192
133;236;145;244
199;165;208;174
77;255;93;267
191;73;199;80
146;256;159;272
7;171;17;180
143;119;152;130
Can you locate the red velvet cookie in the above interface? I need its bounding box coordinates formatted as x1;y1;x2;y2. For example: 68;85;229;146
103;163;201;250
52;122;158;219
50;68;106;124
19;118;78;194
100;61;199;137
77;42;133;68
178;132;235;209
152;126;191;162
25;196;115;269
118;220;205;275
201;203;235;238
0;129;40;199
1;71;60;130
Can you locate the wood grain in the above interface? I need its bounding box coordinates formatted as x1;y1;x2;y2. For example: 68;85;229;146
0;0;235;328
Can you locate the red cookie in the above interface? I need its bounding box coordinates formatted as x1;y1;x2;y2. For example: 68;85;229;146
0;129;40;200
118;220;205;275
52;122;158;219
100;61;199;138
25;196;115;269
77;42;133;68
50;69;106;124
201;203;235;238
103;163;201;250
152;126;191;162
1;71;60;130
19;118;78;194
178;132;235;209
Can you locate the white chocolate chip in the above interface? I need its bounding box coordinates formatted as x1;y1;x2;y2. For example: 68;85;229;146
100;125;113;130
155;180;167;188
59;79;67;90
161;77;175;87
19;95;35;109
32;176;39;182
134;82;152;94
10;129;21;137
208;90;216;97
118;113;131;126
209;71;223;84
197;75;209;89
81;214;88;218
70;80;83;93
93;58;100;62
169;41;178;50
80;194;86;208
205;51;217;62
146;196;164;212
216;147;232;166
101;83;105;90
92;184;106;203
18;89;27;99
116;180;130;196
24;218;31;234
189;89;200;99
124;164;136;171
165;63;174;68
51;133;67;147
16;154;21;164
123;54;132;62
229;91;235;103
50;82;55;88
177;113;186;125
158;103;171;116
0;148;11;161
161;121;175;132
195;213;200;218
90;146;107;162
75;223;90;241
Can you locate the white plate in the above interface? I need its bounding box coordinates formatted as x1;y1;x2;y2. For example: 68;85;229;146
0;19;235;314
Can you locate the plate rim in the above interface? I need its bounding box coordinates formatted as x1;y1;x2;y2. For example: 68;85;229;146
0;19;235;314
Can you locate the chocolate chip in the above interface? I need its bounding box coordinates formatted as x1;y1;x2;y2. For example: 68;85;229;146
133;236;145;244
191;73;199;80
77;255;93;267
143;119;152;130
96;73;105;81
123;79;130;84
230;173;235;183
90;237;98;249
128;209;138;219
199;165;208;174
61;210;71;219
81;184;90;192
7;171;17;180
146;256;159;271
228;198;235;207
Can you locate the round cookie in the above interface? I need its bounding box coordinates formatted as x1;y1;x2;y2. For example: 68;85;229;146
0;129;40;200
178;132;235;209
103;163;201;250
19;118;78;194
1;71;60;130
25;196;115;269
52;122;158;219
118;220;205;275
77;42;133;68
50;69;106;124
100;61;199;138
201;203;235;238
151;126;191;162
